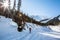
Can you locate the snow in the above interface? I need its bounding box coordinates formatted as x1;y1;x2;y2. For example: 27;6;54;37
58;17;60;20
0;16;60;40
49;25;60;32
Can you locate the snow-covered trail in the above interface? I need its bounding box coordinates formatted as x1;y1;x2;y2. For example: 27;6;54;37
0;16;60;40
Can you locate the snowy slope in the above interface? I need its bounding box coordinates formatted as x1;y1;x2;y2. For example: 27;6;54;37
0;16;60;40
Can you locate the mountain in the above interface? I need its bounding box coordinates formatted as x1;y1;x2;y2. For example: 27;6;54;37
0;16;60;40
29;15;41;21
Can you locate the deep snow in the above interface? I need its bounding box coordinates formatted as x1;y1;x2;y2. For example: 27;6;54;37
0;16;60;40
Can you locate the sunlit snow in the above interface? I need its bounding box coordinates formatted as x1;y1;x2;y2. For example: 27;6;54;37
0;16;60;40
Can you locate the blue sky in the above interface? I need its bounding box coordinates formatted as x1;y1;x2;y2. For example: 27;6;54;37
20;0;60;17
10;0;60;17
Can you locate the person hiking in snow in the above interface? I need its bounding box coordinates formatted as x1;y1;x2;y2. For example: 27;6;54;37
29;28;31;33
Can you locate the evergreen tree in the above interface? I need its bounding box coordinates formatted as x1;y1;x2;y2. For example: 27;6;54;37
17;0;21;11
